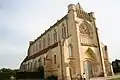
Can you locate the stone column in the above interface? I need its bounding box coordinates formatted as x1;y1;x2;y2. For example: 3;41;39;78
66;67;71;80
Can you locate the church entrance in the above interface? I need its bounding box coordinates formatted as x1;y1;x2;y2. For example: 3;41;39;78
84;61;93;79
83;48;97;79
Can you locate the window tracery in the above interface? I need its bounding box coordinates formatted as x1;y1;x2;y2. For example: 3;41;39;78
79;21;94;39
79;23;90;35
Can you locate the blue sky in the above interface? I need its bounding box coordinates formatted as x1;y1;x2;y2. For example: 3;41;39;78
0;0;120;69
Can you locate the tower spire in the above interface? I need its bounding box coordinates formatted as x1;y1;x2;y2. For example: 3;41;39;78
76;3;83;10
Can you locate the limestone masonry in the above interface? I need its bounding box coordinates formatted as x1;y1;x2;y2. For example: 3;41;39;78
20;3;113;80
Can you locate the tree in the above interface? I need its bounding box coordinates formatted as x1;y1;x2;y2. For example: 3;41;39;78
0;68;19;80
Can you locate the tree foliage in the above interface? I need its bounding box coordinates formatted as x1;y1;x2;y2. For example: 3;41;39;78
0;68;19;80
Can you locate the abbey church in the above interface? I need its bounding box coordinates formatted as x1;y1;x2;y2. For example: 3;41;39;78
19;3;113;80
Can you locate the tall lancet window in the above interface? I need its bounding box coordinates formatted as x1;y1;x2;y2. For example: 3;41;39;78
48;34;50;46
38;58;42;66
62;27;66;38
39;40;41;50
28;62;29;70
33;45;35;53
62;23;66;39
62;28;64;38
36;43;38;52
34;61;37;69
68;44;73;57
54;29;57;43
54;55;56;64
44;57;46;65
43;38;46;48
30;62;32;70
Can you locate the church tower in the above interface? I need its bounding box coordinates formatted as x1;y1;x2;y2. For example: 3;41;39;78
19;3;113;80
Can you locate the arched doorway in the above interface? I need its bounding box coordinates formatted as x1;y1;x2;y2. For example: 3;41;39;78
84;48;97;79
84;60;93;79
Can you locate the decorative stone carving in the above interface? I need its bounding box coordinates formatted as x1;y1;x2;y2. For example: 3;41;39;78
65;63;69;67
79;21;95;45
76;9;92;22
79;21;93;35
85;48;97;60
69;61;75;67
80;23;90;34
81;43;97;47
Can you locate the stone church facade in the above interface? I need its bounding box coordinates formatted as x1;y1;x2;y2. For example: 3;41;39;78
20;3;113;80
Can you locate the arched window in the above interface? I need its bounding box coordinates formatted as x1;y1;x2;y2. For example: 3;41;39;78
62;27;66;39
24;64;27;71
48;34;50;46
34;61;37;69
62;23;66;39
54;29;57;43
44;58;46;65
38;58;42;66
43;38;46;48
68;44;73;57
30;62;32;70
39;40;41;50
28;62;29;70
36;43;38;52
33;45;35;53
54;55;56;64
22;64;25;71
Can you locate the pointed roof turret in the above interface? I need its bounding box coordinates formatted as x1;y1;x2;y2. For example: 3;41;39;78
76;3;83;10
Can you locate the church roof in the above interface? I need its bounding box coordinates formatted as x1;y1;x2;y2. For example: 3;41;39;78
30;15;67;46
